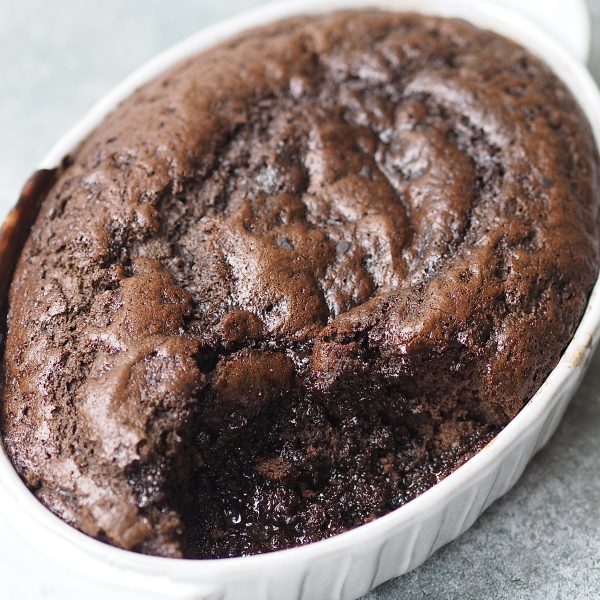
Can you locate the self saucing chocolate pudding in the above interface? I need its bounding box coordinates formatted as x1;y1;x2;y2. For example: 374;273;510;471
1;11;599;559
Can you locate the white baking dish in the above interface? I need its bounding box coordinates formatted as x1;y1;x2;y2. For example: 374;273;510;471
0;1;599;599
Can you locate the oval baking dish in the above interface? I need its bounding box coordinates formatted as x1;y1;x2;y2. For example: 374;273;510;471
0;1;599;599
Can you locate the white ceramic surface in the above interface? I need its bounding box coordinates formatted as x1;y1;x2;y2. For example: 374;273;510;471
1;1;599;599
490;0;591;62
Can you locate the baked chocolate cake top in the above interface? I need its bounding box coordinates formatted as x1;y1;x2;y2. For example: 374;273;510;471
2;11;599;558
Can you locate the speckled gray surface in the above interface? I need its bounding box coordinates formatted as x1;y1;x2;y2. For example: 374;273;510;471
1;1;600;598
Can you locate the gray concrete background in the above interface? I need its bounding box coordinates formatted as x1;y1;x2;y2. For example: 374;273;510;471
0;1;599;598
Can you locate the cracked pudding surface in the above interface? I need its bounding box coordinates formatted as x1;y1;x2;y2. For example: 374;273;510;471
1;10;600;558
